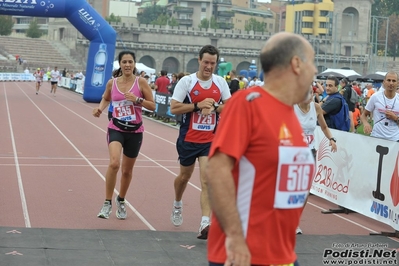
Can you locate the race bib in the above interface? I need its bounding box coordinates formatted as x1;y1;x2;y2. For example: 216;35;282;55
303;131;315;147
191;112;216;131
113;100;136;122
274;146;315;209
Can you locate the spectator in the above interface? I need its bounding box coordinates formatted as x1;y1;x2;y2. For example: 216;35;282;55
228;70;239;95
361;72;399;141
154;70;170;94
340;78;356;132
319;76;350;132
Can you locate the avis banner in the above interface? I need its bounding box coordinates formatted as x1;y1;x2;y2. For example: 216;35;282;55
311;127;399;231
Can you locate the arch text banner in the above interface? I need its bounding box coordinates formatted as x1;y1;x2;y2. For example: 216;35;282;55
0;0;116;103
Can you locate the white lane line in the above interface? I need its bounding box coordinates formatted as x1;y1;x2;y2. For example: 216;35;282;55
0;164;182;168
16;83;157;231
3;83;31;228
40;95;202;192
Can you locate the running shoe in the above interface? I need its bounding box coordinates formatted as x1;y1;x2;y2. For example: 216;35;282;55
296;227;303;235
197;221;210;240
115;197;127;220
97;201;112;219
170;206;183;226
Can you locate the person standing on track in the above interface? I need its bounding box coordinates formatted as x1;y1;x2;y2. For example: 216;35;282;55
50;66;60;97
34;68;43;95
92;51;155;220
205;32;317;266
169;44;231;240
294;87;337;235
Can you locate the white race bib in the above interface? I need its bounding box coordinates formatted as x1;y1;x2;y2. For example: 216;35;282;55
113;100;136;121
274;146;315;209
191;112;216;131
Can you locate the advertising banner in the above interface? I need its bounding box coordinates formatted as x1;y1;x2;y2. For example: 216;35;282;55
311;127;399;230
0;0;116;103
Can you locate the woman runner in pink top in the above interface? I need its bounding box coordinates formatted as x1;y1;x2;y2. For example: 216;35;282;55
93;50;155;220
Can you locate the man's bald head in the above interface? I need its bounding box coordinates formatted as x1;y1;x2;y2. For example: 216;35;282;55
260;32;309;74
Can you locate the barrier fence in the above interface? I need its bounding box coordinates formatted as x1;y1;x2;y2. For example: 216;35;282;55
0;73;84;94
312;127;399;231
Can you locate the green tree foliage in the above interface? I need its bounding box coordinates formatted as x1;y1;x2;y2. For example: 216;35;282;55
169;17;179;27
210;16;219;29
372;0;399;17
105;13;121;24
198;18;210;29
137;5;166;25
0;15;14;36
245;18;266;32
26;18;43;38
378;13;399;58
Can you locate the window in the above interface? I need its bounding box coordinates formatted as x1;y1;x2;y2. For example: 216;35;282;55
302;10;313;17
303;22;313;28
269;23;273;29
320;11;330;17
319;22;327;28
201;2;206;12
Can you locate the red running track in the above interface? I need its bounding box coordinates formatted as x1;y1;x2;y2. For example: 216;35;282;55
0;81;398;243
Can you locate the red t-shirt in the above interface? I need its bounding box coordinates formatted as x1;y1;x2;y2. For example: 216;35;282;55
155;76;170;94
207;87;314;265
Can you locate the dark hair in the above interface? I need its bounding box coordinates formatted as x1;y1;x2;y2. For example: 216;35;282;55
199;45;220;62
177;72;185;80
327;75;339;86
160;70;167;76
260;35;306;74
113;51;137;77
340;78;348;85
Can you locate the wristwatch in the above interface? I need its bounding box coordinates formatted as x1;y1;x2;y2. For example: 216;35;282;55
329;137;337;142
193;102;200;112
213;102;219;111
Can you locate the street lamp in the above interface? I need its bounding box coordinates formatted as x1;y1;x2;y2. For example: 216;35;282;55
343;13;354;69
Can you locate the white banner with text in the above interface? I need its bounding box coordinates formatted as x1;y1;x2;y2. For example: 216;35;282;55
311;127;399;231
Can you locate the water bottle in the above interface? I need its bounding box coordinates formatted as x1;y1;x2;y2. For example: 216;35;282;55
91;43;107;87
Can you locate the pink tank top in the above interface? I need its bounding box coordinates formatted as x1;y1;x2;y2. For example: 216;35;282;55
108;77;144;133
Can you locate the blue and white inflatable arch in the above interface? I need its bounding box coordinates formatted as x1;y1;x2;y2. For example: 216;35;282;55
0;0;116;103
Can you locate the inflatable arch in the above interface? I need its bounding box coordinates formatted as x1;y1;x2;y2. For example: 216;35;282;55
0;0;116;103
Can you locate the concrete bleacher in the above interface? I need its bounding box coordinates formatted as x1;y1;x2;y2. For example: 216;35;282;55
0;36;80;72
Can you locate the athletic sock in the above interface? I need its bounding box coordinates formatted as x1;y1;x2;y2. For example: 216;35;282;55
117;195;124;202
201;216;210;224
174;200;182;208
105;199;112;205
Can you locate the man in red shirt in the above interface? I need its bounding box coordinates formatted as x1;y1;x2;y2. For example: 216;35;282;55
206;32;317;266
154;70;170;94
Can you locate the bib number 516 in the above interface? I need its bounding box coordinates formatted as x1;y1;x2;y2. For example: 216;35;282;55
285;165;311;191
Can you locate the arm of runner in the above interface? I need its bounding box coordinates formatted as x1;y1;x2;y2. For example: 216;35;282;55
315;104;337;152
206;151;251;266
93;79;112;117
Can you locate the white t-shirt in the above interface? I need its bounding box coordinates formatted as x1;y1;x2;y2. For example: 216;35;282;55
50;70;60;82
172;73;231;103
365;91;399;141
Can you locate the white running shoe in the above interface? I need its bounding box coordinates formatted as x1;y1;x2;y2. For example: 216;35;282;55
197;221;210;240
170;206;183;227
296;227;303;235
97;201;112;219
115;198;127;220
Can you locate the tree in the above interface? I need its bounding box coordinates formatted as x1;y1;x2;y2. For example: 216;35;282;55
105;13;121;24
210;16;218;29
198;18;210;29
137;5;166;25
378;14;399;59
26;18;43;38
0;15;14;36
372;0;399;17
168;17;179;27
245;18;266;32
